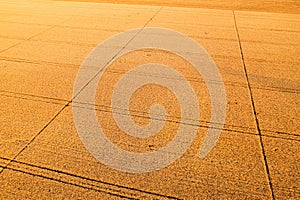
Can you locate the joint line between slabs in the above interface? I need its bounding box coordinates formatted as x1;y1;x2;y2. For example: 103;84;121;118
0;102;70;175
0;157;179;199
71;6;164;101
232;10;275;200
0;16;74;54
0;5;165;174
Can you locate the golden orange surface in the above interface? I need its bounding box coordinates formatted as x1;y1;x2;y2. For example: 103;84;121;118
0;0;299;199
60;0;300;13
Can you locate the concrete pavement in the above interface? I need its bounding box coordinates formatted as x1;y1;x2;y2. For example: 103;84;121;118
0;0;299;199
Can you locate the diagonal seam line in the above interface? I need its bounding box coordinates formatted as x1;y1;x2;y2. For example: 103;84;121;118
0;16;77;174
0;4;164;186
233;10;276;200
0;102;70;175
71;6;164;101
0;15;75;54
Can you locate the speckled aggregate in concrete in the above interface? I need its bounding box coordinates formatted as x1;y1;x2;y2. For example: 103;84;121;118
0;0;299;199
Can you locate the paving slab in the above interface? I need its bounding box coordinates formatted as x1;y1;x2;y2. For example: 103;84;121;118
236;27;300;46
0;11;71;26
147;7;240;58
244;60;299;93
234;11;300;31
14;106;270;199
83;49;256;134
53;2;161;31
0;168;123;199
0;21;51;40
0;0;299;199
234;9;300;199
60;0;300;14
149;7;235;27
0;40;95;67
0;60;82;100
0;93;66;166
0;0;110;17
38;0;160;17
234;11;300;139
62;17;146;32
262;136;300;199
0;38;22;52
239;41;299;64
251;89;300;138
31;27;121;46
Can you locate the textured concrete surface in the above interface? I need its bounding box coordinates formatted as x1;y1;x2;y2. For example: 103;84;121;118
60;0;300;14
0;0;299;199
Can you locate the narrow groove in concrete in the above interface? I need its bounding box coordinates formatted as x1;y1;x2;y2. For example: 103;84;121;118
233;10;276;200
71;6;163;101
0;103;70;175
0;90;298;142
0;16;74;54
1;157;180;199
1;156;275;198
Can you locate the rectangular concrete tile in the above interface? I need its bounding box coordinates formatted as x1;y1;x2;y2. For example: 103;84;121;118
151;7;235;27
0;37;22;52
58;2;160;18
62;16;152;32
0;60;82;100
99;56;248;85
88;72;255;132
67;0;300;14
87;46;247;84
251;89;300;138
30;0;160;17
234;11;300;31
0;4;71;26
146;9;242;64
0;0;88;18
0;168;123;199
74;47;255;134
15;106;271;199
125;32;241;61
31;26;121;46
240;41;299;64
0;40;94;66
1;1;298;199
77;0;300;13
147;21;237;41
196;38;241;59
235;11;300;63
1;14;71;27
233;12;300;94
0;1;39;15
245;60;300;93
237;28;300;46
262;136;300;199
0;93;66;161
26;2;93;17
215;57;248;86
59;3;160;31
0;21;51;40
